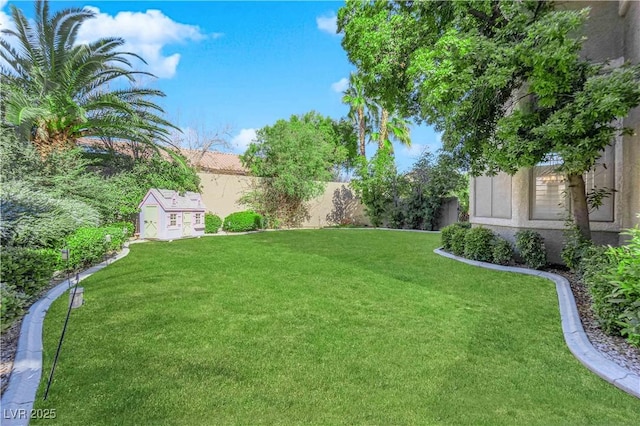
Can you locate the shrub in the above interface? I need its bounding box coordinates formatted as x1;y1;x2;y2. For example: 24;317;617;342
607;226;640;347
1;283;29;331
223;211;264;232
581;246;621;334
0;246;57;295
450;227;469;257
463;227;495;262
493;237;514;265
441;222;470;251
107;221;135;239
64;226;113;270
515;230;546;269
562;225;593;271
205;213;223;233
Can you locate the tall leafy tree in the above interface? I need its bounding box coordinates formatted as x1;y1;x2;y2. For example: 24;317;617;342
338;0;640;240
241;111;348;227
0;0;177;157
342;72;374;157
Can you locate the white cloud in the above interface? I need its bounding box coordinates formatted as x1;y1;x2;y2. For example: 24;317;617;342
231;128;257;153
0;0;15;34
76;7;207;79
331;77;349;93
316;13;337;35
402;143;440;158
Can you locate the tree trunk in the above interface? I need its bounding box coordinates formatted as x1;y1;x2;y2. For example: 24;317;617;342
567;173;592;241
358;108;366;156
378;108;389;150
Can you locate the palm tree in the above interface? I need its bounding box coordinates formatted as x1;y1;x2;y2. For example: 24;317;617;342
380;111;411;154
0;0;177;157
342;72;376;157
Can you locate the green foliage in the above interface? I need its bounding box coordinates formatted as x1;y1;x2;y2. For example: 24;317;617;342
1;181;101;249
441;222;470;252
1;283;29;331
352;148;467;230
581;246;621;334
463;227;495;262
492;237;514;266
338;1;640;237
606;226;640;346
223;211;264;233
107;221;135;239
241;111;347;227
64;226;126;271
205;213;222;234
1;0;178;156
0;246;57;295
515;230;547;270
562;223;593;271
450;227;469;257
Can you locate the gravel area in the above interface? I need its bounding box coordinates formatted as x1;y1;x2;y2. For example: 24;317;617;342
551;268;640;375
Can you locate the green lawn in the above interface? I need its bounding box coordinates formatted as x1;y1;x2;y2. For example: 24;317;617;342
33;230;639;424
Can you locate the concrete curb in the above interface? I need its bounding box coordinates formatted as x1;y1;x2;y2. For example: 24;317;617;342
434;248;640;399
1;246;132;425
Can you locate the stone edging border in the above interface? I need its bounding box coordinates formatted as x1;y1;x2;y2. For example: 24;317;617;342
1;246;132;425
434;247;640;399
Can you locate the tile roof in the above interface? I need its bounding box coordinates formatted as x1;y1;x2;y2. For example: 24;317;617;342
78;138;248;175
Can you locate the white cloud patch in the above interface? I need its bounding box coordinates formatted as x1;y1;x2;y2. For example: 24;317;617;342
331;77;349;93
76;7;207;79
316;13;337;35
0;0;15;35
402;143;440;158
231;128;257;153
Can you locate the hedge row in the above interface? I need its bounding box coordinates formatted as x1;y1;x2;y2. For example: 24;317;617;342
440;223;547;269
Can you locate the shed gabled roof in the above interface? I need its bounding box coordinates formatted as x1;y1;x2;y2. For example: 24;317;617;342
139;189;205;211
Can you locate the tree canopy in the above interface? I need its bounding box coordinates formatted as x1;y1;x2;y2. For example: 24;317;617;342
338;0;640;238
0;0;177;157
240;111;351;226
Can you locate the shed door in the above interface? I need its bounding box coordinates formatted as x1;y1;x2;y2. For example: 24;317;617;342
183;212;192;237
144;206;158;238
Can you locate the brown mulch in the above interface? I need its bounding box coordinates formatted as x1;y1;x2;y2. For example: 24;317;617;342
1;263;639;398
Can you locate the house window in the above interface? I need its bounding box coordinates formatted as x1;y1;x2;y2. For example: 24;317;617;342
530;147;614;222
473;173;512;219
195;213;201;225
169;214;177;226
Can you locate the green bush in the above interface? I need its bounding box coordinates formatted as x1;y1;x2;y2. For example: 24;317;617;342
441;222;470;251
107;221;135;239
450;227;469;257
493;237;514;265
64;226;124;270
223;211;264;232
606;226;640;347
562;225;593;271
463;227;495;262
205;213;223;233
515;230;547;269
0;246;57;295
581;246;621;334
1;283;29;331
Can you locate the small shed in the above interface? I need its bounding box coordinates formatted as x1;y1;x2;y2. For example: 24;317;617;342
138;189;206;240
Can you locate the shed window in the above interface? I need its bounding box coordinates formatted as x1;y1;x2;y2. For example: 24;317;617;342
169;213;177;226
195;213;202;225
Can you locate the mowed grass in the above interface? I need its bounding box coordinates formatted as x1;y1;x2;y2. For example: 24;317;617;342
33;230;639;424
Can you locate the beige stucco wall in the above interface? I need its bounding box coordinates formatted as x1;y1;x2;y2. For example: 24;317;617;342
470;1;640;261
197;173;369;228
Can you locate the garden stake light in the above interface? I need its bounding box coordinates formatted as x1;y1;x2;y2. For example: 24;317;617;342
105;234;112;265
44;249;76;400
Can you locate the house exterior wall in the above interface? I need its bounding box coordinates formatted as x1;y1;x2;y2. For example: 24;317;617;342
198;173;370;228
470;0;640;263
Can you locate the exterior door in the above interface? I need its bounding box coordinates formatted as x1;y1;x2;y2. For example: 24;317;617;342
183;212;192;237
144;205;158;238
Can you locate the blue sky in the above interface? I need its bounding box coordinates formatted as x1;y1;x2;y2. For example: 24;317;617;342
1;0;443;172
